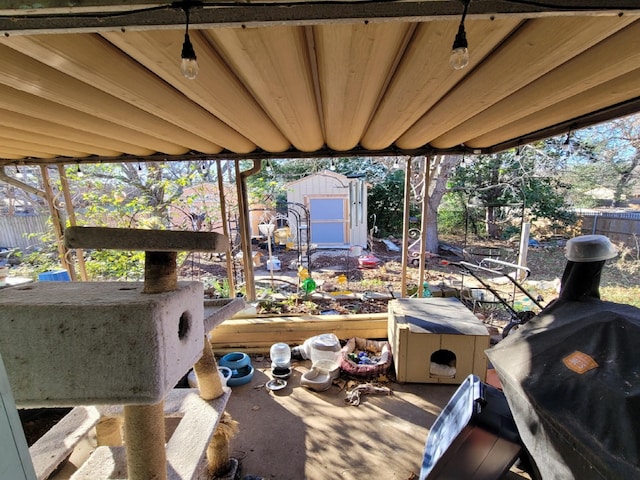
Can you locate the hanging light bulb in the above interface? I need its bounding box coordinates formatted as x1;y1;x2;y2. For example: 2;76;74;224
450;0;470;70
392;158;400;169
200;161;207;172
562;132;572;152
329;159;336;171
514;145;522;160
76;163;84;177
138;162;143;171
15;165;23;178
265;159;273;173
180;6;199;80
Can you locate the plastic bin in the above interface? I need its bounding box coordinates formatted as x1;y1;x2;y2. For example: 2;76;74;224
419;374;522;480
38;270;71;282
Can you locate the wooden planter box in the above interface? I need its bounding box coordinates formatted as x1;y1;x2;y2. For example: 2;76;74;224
209;311;388;354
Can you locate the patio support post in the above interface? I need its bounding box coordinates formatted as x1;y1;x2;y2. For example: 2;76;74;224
236;159;262;300
216;159;235;297
401;157;412;298
417;155;431;297
235;161;254;299
39;165;77;281
57;165;88;281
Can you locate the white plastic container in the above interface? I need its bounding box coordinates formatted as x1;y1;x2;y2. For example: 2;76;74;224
309;333;341;371
270;342;291;368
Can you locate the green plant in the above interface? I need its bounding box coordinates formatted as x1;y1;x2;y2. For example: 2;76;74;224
302;300;320;314
255;285;277;299
359;278;385;290
84;250;145;280
437;207;465;235
204;277;231;298
283;294;300;308
10;249;60;280
256;299;284;314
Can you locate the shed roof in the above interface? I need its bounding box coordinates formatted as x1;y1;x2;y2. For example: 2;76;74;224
284;169;349;188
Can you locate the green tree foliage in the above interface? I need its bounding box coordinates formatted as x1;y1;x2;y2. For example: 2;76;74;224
255;157;391;186
367;168;418;237
76;161;204;228
67;161;207;279
447;146;574;239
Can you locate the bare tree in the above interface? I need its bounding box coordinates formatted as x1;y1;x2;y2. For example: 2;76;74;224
574;113;640;207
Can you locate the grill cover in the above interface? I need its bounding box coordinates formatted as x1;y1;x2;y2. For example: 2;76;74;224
487;296;640;479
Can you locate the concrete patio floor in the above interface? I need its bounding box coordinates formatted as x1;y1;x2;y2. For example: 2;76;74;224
223;356;531;480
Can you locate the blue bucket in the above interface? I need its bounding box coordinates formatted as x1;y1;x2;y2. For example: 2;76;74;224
38;270;71;282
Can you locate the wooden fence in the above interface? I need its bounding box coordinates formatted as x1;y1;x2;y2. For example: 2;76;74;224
1;209;639;255
575;209;640;253
0;214;49;251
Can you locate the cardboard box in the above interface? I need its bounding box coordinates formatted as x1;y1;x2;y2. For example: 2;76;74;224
388;297;489;384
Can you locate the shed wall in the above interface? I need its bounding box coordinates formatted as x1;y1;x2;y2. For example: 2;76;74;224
286;171;367;248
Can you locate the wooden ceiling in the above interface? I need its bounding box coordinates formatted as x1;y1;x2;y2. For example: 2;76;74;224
0;1;638;166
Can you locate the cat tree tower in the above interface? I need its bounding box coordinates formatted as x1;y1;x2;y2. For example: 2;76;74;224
0;226;245;479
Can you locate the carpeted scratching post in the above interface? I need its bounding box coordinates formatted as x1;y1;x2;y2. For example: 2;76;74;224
61;226;230;480
207;412;239;477
194;336;224;400
124;402;167;480
121;249;178;480
0;226;237;479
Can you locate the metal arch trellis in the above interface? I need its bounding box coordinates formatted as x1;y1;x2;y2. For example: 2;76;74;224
282;201;312;272
249;200;312;273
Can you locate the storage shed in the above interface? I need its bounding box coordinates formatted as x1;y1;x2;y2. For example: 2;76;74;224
286;170;367;249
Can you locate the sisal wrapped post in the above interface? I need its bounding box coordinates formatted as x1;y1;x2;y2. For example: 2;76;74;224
194;335;224;400
207;412;239;476
144;251;178;293
122;249;175;479
124;402;167;480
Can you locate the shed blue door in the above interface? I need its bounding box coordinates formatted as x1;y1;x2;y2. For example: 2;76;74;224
309;198;346;245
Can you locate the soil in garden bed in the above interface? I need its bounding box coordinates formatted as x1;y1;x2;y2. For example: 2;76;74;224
255;296;390;315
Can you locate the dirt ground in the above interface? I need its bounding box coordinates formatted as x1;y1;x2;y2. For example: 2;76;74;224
179;234;570;325
183;237;462;298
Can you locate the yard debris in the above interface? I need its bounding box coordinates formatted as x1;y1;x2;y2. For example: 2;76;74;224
382;238;401;252
344;383;392;406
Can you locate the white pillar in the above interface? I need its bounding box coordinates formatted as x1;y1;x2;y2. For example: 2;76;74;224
518;222;531;282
